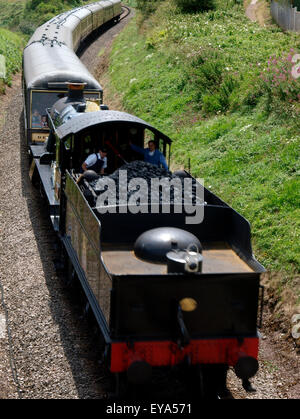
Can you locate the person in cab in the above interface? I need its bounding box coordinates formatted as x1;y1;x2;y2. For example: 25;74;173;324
81;147;108;175
129;140;168;170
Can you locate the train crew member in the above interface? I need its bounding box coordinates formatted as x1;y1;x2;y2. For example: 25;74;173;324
81;147;108;175
130;140;168;170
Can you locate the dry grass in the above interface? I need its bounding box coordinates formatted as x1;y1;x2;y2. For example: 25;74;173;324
244;0;273;27
256;0;274;26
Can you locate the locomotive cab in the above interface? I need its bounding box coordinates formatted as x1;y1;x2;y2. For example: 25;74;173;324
29;83;171;229
46;83;171;176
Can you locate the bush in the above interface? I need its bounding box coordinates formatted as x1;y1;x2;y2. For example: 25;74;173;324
23;0;83;29
25;0;80;12
173;0;215;12
294;0;300;11
18;20;36;35
0;28;23;89
259;50;300;105
136;0;163;17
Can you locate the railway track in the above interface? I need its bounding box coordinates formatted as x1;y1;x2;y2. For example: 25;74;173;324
120;5;131;20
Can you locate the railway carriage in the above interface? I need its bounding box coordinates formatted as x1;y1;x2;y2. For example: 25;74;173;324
22;1;122;145
22;43;103;144
86;2;106;31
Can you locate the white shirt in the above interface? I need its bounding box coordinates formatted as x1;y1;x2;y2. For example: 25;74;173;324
84;153;107;169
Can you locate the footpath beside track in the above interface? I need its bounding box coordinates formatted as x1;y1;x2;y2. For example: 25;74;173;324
246;0;258;21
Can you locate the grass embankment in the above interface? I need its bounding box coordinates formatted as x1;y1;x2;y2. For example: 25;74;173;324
0;0;83;35
0;27;24;93
107;0;299;315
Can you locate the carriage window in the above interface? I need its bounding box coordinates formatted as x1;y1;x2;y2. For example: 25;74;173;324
31;91;66;129
31;91;101;129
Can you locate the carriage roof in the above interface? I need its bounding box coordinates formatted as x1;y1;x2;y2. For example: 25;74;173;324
23;42;102;91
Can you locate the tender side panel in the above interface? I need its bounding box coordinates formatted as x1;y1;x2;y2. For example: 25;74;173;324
64;172;111;329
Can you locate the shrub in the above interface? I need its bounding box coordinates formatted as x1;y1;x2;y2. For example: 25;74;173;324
202;93;222;113
294;0;300;11
0;29;23;89
189;50;224;91
259;50;300;104
18;20;36;35
23;0;82;28
136;0;163;17
173;0;215;12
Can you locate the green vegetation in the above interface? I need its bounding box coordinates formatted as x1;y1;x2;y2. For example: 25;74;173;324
0;1;26;32
173;0;215;12
108;0;300;301
0;0;83;35
0;0;88;91
23;0;81;31
122;0;138;7
0;27;24;90
134;0;216;17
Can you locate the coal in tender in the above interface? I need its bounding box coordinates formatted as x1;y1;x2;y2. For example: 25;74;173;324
83;160;203;208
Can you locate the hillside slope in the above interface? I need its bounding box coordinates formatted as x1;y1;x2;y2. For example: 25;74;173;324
0;28;24;93
106;0;299;318
0;1;92;94
0;0;82;35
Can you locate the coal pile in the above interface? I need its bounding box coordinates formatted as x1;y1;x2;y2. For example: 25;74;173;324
79;161;203;208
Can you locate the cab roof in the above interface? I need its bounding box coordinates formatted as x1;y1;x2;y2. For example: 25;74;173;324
54;110;172;144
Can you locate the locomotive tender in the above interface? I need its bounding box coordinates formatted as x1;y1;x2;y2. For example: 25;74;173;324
23;1;265;399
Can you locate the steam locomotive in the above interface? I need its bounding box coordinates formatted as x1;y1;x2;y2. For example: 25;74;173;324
23;1;265;399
